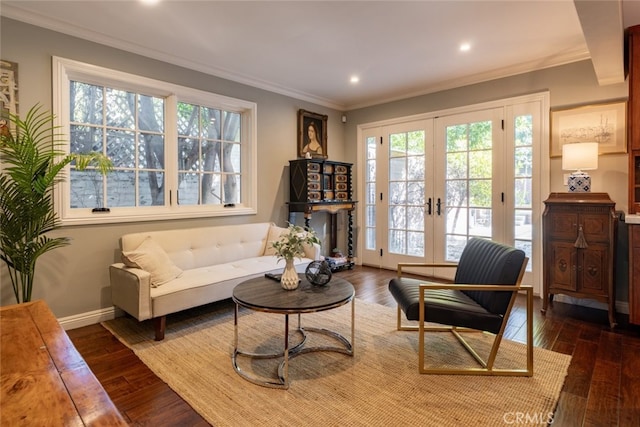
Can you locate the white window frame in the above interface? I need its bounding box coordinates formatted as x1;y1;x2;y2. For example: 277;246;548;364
52;56;257;225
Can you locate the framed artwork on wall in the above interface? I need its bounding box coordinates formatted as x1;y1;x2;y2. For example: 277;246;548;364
1;59;19;131
298;109;327;158
550;100;627;157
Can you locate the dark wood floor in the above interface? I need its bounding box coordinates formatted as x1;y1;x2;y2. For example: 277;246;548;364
67;265;640;427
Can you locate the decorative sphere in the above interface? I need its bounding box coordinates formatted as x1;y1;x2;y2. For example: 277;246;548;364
305;260;332;286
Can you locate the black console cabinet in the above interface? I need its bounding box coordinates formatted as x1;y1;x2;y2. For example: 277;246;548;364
288;159;356;270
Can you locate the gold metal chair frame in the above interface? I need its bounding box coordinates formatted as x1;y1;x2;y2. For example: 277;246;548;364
395;259;533;376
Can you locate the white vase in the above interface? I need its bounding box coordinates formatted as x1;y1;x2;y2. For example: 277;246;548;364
280;258;300;290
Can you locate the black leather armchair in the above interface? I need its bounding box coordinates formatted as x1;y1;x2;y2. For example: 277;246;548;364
388;237;532;376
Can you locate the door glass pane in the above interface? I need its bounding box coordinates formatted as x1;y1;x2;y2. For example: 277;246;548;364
365;136;377;250
514;115;533;271
388;130;425;256
444;120;492;261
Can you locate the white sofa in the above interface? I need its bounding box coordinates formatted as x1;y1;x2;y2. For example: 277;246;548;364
109;222;320;340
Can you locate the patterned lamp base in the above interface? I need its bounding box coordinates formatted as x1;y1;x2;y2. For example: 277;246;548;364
567;172;591;192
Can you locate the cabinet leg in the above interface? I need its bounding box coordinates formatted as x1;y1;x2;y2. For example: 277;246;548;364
608;304;617;329
541;293;553;314
347;210;354;261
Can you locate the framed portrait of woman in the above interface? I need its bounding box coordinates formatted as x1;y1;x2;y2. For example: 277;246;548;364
298;109;327;158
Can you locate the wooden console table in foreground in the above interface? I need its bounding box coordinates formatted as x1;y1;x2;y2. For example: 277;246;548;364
0;300;127;426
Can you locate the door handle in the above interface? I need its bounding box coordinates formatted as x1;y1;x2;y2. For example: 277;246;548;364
436;198;441;216
426;197;432;215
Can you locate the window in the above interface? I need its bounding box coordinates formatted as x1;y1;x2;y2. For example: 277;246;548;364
53;57;257;225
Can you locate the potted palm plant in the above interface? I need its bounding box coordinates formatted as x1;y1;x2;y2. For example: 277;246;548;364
0;105;113;303
270;223;320;290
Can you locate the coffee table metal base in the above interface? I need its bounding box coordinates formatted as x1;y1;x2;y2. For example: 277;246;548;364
232;299;354;389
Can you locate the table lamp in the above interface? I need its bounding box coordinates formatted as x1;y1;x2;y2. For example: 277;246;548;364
562;142;598;192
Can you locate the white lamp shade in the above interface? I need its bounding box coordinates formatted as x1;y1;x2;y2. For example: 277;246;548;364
562;142;598;171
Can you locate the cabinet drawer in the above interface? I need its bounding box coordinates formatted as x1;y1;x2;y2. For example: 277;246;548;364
546;212;578;240
581;214;610;242
335;165;348;174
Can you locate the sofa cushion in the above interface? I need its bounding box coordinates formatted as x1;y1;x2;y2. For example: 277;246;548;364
150;255;310;298
263;225;287;256
121;236;183;287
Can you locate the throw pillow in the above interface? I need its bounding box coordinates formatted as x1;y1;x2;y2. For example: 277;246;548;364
263;224;287;256
121;236;182;287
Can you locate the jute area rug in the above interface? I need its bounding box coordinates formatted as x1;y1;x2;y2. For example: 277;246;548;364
103;299;571;427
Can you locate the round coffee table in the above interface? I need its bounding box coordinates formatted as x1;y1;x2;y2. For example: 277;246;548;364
232;275;355;389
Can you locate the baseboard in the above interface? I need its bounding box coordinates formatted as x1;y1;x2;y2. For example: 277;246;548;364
55;298;631;330
58;306;124;331
553;294;629;315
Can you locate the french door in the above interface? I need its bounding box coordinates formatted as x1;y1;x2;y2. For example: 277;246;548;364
359;94;547;289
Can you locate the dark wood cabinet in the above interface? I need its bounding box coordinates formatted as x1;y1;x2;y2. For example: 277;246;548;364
630;225;640;325
628;25;640;213
627;25;640;325
288;159;356;270
542;193;617;327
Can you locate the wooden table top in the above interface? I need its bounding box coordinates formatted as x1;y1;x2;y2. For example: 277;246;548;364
0;300;128;426
232;275;354;314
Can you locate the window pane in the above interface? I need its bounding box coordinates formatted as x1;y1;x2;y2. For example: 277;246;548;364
107;171;136;207
70;170;102;208
224;142;241;173
407;156;424;180
202;173;221;205
367;159;376;181
406;206;424;231
223;174;240;204
469;150;491;178
469;179;491;207
407;231;424;256
178;103;200;137
201;107;221;139
201;141;220;172
406;181;424;205
138;133;164;169
446;152;467;179
138;95;164;132
138;171;164;206
389;157;406;180
389;229;406;254
469;121;492;150
389;182;406;204
223;111;241;142
178;173;199;205
70;82;102;124
389;206;406;229
106;88;135;128
71;125;103;154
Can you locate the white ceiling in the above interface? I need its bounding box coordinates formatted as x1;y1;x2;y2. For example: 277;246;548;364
2;0;640;110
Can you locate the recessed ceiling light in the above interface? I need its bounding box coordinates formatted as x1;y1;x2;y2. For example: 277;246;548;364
140;0;160;5
350;76;360;84
459;42;471;52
